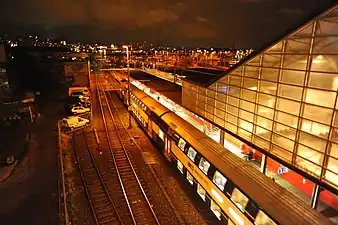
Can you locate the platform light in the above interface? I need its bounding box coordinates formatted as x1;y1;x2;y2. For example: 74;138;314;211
228;207;244;225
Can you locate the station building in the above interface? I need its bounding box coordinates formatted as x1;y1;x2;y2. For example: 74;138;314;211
181;4;338;222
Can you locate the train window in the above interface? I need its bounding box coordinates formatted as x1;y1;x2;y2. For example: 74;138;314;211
210;200;222;220
177;160;184;174
255;210;276;225
187;147;197;161
186;171;194;185
178;138;187;151
231;188;249;211
159;129;164;140
197;184;206;201
213;171;227;191
199;157;210;175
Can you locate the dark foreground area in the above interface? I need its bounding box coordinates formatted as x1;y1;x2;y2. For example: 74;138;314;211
0;94;61;225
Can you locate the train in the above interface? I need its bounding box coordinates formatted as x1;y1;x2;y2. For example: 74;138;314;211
110;74;332;225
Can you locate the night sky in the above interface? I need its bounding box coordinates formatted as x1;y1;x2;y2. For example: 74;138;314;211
0;0;337;48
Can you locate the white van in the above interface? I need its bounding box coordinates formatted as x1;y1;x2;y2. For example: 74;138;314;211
62;116;89;130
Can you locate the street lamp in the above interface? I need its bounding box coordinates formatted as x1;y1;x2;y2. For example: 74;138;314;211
123;45;132;128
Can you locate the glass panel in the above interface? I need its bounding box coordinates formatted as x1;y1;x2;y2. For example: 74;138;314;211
213;171;227;191
197;183;206;201
295;156;322;177
301;119;330;139
255;210;277;225
261;68;279;82
308;72;338;91
271;144;293;162
311;55;338;73
214;116;225;128
216;100;225;110
253;135;270;149
229;75;242;86
257;105;274;119
244;66;260;78
243;77;258;90
177;160;184;174
280;69;305;86
226;122;238;133
330;128;338;143
256;116;273;130
255;126;272;141
239;119;253;133
199;157;210;175
263;54;281;68
317;188;338;224
302;104;333;125
187;147;197;161
274;123;297;140
178;138;187;151
316;20;338;36
329;142;338;158
258;93;275;108
259;80;277;95
241;89;256;102
247;55;260;66
239;110;254;122
216;92;226;102
293;23;313;37
240;100;255;112
266;42;283;53
297;144;324;165
306;88;336;108
278;84;303;101
210;200;222;220
272;134;295;152
283;55;308;70
313;36;338;54
231;188;249;211
238;128;252;140
207;97;215;106
207;89;215;98
217;83;229;94
276;98;301;115
275;111;299;128
285;38;311;53
229;86;240;97
215;108;225;118
186;171;194;185
228;96;239;107
227;113;238;125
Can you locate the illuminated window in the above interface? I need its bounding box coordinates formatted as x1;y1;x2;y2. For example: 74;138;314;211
186;171;194;185
255;210;276;225
177;160;184;174
159;129;164;140
210;200;222;220
231;188;249;211
197;184;206;201
187;147;197;161
199;157;210;175
213;171;227;191
178;138;187;151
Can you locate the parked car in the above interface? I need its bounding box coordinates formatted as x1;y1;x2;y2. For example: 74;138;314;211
62;116;89;130
71;106;90;114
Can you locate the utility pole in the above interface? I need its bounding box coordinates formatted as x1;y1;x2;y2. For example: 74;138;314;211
123;45;132;129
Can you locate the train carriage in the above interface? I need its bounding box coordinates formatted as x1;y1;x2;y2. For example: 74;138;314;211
118;84;332;225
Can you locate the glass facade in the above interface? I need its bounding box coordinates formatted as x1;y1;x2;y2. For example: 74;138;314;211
182;6;338;190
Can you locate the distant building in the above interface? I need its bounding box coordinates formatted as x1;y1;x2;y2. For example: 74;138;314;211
64;61;90;87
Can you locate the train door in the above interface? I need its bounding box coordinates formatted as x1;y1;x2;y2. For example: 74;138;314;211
164;137;171;161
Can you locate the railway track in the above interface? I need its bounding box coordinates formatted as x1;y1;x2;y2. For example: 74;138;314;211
97;83;160;225
72;131;122;225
